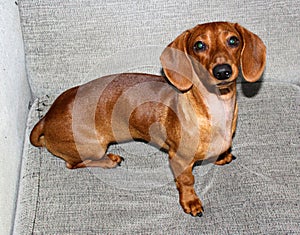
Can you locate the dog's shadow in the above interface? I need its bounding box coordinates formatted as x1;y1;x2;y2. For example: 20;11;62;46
239;73;265;97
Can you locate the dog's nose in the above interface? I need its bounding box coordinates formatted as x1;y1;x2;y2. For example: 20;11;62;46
213;64;232;80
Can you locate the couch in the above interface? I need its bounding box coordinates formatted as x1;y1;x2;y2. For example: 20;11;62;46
1;0;299;234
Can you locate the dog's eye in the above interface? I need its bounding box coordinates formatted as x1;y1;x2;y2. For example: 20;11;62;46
194;41;207;52
228;36;240;48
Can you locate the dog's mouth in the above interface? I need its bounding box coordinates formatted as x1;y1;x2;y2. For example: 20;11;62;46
216;81;234;96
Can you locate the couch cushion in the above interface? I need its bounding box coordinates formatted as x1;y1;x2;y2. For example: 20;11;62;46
18;0;300;97
14;82;299;234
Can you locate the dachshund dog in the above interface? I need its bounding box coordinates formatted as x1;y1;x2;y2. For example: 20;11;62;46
30;22;266;217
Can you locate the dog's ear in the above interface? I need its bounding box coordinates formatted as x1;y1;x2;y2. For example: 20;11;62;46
160;31;194;91
235;24;266;82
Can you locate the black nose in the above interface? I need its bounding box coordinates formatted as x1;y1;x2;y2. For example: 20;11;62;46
213;64;232;80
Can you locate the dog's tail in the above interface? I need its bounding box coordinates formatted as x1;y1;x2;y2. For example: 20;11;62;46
30;118;46;147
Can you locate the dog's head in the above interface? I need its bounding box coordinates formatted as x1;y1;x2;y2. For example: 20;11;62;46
160;22;266;95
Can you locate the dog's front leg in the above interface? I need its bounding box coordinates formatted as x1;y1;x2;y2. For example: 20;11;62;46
169;157;203;217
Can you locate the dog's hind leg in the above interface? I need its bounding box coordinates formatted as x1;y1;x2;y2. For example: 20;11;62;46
69;153;124;169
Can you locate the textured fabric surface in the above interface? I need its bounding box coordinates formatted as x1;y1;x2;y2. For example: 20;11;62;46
14;82;299;234
18;0;300;98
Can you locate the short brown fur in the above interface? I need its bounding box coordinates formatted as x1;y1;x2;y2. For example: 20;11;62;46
30;22;266;216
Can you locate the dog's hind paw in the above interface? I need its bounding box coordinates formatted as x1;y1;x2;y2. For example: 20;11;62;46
107;153;124;167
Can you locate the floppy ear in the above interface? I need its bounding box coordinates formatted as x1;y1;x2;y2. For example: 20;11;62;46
235;24;266;82
160;31;194;91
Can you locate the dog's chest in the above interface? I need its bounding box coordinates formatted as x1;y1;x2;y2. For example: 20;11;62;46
205;96;235;159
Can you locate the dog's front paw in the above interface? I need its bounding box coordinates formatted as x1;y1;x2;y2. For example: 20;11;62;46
180;191;204;217
215;152;235;165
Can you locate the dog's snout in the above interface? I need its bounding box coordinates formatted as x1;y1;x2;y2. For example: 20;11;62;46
213;64;232;80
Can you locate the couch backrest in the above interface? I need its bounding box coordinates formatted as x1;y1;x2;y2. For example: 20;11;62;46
19;0;299;98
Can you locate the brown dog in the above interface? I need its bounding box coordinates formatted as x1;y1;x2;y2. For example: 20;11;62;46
30;22;266;217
